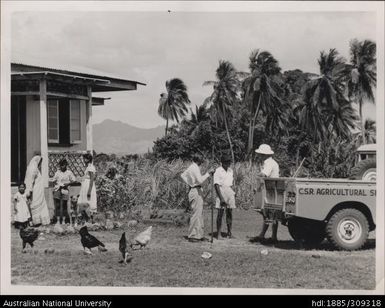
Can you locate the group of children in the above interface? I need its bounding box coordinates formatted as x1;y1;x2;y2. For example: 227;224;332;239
13;153;97;229
181;143;280;244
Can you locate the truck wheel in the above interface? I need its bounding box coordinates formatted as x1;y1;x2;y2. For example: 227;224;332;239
288;218;325;247
350;159;376;181
326;208;369;250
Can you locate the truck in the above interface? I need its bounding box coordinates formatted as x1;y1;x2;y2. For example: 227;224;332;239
350;143;376;181
253;144;376;250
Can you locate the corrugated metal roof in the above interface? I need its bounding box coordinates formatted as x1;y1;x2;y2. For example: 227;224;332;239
11;60;146;86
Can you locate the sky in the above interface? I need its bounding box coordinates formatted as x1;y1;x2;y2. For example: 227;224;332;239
11;9;377;128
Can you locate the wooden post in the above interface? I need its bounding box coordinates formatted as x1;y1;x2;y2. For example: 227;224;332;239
39;79;49;187
86;85;93;152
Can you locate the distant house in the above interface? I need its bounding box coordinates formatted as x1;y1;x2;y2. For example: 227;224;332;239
11;63;145;190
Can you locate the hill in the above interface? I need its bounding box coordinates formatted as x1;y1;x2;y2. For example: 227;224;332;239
93;119;165;154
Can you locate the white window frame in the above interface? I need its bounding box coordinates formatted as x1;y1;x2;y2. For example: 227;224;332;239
47;100;59;143
69;99;82;144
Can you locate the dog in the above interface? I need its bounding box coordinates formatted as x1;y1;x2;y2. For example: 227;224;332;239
70;195;92;225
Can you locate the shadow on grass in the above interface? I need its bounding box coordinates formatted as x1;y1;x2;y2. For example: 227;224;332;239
208;232;229;238
250;238;376;251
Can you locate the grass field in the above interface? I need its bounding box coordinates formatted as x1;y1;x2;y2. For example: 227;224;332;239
11;210;375;289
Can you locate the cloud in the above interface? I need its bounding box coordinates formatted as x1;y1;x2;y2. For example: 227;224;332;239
11;11;377;128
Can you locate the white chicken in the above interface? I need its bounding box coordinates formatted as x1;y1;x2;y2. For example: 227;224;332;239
53;222;65;235
130;226;152;250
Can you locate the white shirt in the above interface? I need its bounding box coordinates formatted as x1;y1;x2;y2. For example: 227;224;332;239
181;162;210;187
214;166;233;187
261;157;280;178
53;169;76;191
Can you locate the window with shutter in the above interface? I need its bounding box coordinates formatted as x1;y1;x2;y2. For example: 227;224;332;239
70;100;81;143
47;100;59;143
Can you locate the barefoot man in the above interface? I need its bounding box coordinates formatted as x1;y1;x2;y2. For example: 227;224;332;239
214;154;236;239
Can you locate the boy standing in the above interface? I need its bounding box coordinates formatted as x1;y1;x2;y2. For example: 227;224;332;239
53;159;76;224
214;155;236;239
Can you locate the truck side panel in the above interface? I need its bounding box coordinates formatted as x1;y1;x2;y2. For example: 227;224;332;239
295;180;376;221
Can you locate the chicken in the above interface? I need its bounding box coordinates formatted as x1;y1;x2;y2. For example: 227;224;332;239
130;226;152;250
118;232;132;264
19;226;39;252
79;226;107;254
53;222;65;235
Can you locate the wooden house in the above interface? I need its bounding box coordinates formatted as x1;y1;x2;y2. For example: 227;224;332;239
11;62;145;214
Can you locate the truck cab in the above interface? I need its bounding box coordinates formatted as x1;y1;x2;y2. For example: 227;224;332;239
351;144;376;181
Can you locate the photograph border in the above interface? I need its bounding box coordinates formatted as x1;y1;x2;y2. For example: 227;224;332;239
1;0;384;295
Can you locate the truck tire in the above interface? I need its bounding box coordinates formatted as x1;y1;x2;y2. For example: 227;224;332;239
350;159;376;181
326;208;369;250
288;218;325;247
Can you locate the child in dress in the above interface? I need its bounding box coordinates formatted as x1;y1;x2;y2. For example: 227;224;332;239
77;153;97;223
13;183;31;229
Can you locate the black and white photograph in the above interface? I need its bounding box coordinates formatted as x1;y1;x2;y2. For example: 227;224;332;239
0;1;384;295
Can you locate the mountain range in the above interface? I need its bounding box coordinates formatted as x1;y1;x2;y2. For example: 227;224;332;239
93;119;165;154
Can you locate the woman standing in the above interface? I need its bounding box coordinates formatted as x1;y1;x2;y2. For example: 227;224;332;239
24;155;51;226
77;153;97;222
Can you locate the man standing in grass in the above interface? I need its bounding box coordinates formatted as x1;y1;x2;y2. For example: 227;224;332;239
181;154;214;243
254;144;280;244
214;154;236;239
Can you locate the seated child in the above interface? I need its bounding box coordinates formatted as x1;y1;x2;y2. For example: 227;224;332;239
13;183;31;229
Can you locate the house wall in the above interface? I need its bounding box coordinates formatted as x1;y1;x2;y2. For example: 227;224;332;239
26;96;41;163
47;100;88;152
26;97;88;158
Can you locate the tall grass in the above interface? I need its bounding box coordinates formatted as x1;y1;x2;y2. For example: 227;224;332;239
94;157;260;213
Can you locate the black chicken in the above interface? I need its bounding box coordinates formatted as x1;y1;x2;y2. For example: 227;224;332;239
19;226;39;252
79;226;107;254
118;232;132;264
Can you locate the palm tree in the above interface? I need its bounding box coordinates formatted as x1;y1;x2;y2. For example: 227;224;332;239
203;60;240;164
353;118;376;147
190;104;210;125
299;49;355;147
241;49;287;155
347;39;376;144
158;78;191;136
325;98;358;141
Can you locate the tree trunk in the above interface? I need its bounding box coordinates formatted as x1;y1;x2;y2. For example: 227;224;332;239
247;95;262;157
222;106;235;165
247;120;253;156
165;118;169;136
295;148;300;169
359;100;366;145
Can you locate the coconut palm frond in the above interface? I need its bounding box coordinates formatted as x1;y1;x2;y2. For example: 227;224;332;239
347;39;376;144
158;78;191;135
202;80;217;87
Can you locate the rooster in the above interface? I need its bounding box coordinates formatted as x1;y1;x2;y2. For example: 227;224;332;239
130;226;152;250
79;226;107;255
119;232;133;264
19;226;39;252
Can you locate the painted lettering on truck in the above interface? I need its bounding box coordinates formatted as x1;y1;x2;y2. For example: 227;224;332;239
298;188;376;197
